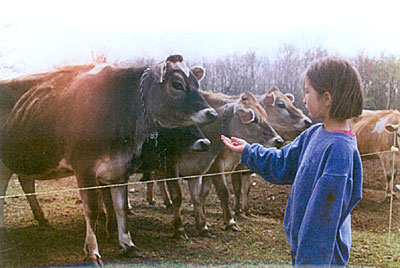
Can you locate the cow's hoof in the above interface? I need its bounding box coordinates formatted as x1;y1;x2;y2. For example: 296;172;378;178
84;255;103;267
38;219;52;228
225;223;241;232
235;212;249;220
200;229;216;238
381;194;398;204
164;206;173;214
173;231;190;241
245;212;258;218
123;245;144;258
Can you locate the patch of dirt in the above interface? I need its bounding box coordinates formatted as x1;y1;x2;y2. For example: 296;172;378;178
248;158;400;233
0;158;399;267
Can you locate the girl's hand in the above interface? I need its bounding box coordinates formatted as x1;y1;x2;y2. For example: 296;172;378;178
221;135;247;153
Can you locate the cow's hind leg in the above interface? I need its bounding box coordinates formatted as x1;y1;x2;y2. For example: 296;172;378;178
381;156;398;201
18;175;51;227
75;168;104;266
101;187;117;240
166;179;188;240
142;172;156;206
79;188;102;265
241;173;257;217
157;181;172;209
385;170;398;200
0;161;12;229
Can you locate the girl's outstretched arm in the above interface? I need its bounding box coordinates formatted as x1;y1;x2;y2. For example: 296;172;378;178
221;135;247;153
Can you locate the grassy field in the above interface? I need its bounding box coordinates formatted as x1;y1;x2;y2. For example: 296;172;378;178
1;159;399;268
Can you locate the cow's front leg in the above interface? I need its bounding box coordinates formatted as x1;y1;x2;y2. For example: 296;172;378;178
199;176;213;225
110;185;143;257
188;176;214;237
211;174;241;232
166;179;187;240
231;172;243;217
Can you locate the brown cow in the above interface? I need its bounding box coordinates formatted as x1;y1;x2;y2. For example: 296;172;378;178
147;90;283;236
350;109;400;200
147;86;311;221
232;86;312;217
0;55;217;265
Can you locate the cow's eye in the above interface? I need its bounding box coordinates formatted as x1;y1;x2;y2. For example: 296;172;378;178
172;82;184;91
277;101;286;109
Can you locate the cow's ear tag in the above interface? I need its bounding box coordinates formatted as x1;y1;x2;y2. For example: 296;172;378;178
191;66;205;82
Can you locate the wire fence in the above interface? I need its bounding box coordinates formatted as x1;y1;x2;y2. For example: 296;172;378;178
1;138;399;242
0;149;397;201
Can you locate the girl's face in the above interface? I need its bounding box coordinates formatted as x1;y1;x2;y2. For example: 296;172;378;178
303;77;330;120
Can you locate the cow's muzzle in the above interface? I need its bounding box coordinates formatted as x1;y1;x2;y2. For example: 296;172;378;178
190;138;211;152
192;108;218;125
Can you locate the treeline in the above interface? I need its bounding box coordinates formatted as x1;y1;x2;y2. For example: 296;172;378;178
116;44;400;113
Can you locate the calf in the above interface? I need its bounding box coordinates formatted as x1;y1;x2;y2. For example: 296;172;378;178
350;109;400;200
0;55;217;265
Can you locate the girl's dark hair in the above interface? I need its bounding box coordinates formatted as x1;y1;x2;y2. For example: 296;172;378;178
305;56;364;121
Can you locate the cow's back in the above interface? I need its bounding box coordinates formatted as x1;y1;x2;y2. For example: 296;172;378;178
351;110;400;155
0;64;130;174
0;65;94;125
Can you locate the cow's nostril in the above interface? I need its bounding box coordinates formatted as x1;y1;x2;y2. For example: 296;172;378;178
304;118;312;128
200;139;211;151
191;138;211;152
206;109;218;121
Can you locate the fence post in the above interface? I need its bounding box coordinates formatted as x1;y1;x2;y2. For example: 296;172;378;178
388;130;399;244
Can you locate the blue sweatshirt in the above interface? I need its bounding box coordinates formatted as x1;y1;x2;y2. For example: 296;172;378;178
241;123;362;266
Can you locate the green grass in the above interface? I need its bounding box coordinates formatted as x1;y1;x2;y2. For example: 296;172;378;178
350;231;400;267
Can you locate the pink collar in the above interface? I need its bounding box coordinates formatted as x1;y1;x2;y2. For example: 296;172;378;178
331;128;355;137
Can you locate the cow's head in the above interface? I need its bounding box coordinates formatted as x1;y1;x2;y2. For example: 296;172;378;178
144;55;217;128
217;91;283;148
161;125;210;153
259;86;312;140
385;123;400;148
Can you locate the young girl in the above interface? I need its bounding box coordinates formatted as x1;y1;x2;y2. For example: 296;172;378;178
222;57;364;267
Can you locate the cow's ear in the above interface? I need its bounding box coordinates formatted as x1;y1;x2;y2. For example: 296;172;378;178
385;124;400;133
267;86;279;94
285;93;295;103
236;108;256;124
153;62;167;83
191;66;206;82
263;93;275;106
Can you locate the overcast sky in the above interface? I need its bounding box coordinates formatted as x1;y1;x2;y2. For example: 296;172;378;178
1;0;400;78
